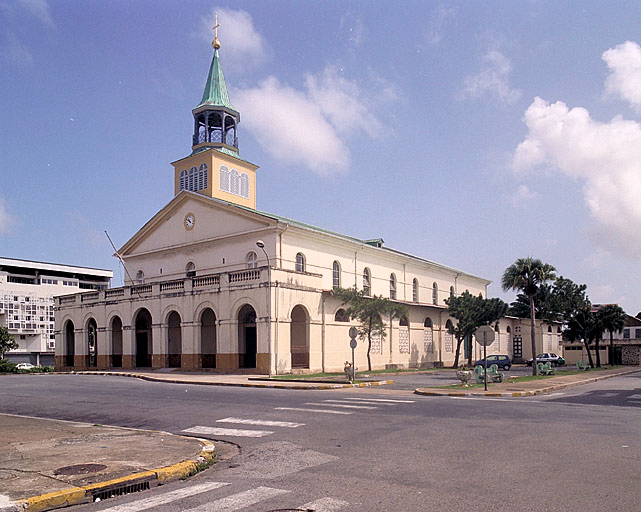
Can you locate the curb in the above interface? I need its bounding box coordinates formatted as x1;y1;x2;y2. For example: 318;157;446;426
64;372;394;389
13;439;215;512
414;368;641;398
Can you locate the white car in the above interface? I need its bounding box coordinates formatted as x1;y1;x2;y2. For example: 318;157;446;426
16;363;35;370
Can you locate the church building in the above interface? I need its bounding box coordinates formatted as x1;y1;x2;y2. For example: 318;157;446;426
55;32;560;374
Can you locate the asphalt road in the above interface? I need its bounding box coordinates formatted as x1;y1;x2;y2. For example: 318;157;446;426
2;372;641;511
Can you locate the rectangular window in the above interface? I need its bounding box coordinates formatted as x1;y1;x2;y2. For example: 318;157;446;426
635;329;641;339
623;328;630;339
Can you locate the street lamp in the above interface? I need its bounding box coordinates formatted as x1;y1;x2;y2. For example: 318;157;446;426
256;240;273;376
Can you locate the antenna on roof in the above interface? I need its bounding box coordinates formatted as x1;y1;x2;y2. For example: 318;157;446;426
104;230;140;295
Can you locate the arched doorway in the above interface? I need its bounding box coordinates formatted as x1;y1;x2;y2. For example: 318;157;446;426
201;308;217;368
423;317;434;354
134;309;152;368
238;305;257;369
167;311;181;368
87;318;97;368
291;305;309;368
111;316;122;368
64;320;75;367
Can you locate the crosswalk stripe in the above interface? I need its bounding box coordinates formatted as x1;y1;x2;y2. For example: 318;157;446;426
275;407;353;415
321;399;394;406
304;402;377;410
300;497;350;511
92;482;230;512
216;417;305;428
182;426;273;437
342;397;415;403
187;486;289;512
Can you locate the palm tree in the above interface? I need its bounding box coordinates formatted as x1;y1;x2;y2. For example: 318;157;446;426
502;257;556;375
597;305;626;366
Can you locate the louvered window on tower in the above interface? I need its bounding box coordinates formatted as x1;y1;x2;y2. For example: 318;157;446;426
231;169;240;195
220;165;230;191
179;170;188;191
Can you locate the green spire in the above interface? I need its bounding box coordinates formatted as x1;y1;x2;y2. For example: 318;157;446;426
197;49;235;110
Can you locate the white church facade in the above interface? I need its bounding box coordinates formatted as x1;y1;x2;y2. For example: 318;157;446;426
54;33;560;374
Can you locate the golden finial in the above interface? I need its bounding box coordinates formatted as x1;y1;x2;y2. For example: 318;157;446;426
212;12;221;49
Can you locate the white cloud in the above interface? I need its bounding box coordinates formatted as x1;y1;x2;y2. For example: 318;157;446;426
233;76;349;174
514;96;641;257
508;184;537;206
304;66;382;138
603;41;641;111
199;8;266;72
0;0;54;65
460;50;522;104
339;13;365;47
233;66;385;175
0;197;16;234
427;6;456;46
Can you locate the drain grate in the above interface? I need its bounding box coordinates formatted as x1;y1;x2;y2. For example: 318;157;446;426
91;478;152;502
53;464;107;476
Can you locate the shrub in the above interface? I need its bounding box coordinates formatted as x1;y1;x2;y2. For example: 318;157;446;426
0;359;17;373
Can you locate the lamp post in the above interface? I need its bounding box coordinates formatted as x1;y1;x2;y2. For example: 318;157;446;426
256;240;273;376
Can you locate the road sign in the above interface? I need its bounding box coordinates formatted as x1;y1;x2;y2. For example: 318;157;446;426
475;325;495;346
349;327;358;339
350;339;357;349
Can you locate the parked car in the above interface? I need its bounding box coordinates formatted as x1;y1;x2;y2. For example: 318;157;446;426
473;354;512;370
16;363;35;370
525;353;565;366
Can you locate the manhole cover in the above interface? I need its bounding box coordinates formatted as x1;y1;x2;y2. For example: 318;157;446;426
54;464;107;476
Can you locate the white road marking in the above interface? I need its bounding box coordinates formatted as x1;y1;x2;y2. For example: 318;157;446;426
304;402;377;410
628;394;641;399
600;392;619;397
216;417;305;428
187;486;289;512
182;426;273;437
92;482;230;512
275;407;353;415
300;497;350;511
321;399;394;406
342;397;415;403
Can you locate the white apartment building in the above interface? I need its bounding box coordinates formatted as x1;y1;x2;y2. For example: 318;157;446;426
0;257;112;366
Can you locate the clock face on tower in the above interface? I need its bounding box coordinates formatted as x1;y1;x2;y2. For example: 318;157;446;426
184;213;195;230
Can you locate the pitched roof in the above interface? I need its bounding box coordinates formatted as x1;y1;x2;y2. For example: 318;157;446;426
196;49;234;110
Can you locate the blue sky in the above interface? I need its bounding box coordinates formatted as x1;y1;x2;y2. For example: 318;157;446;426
2;1;641;313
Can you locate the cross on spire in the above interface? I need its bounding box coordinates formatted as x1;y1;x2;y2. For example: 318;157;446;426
212;12;221;49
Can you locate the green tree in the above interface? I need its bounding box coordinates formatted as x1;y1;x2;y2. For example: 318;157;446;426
502;257;556;375
0;327;18;359
445;291;508;368
552;277;595;367
332;287;407;371
596;304;626;367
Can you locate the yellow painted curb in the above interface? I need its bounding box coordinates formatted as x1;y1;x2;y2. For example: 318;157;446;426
18;487;87;512
15;438;216;512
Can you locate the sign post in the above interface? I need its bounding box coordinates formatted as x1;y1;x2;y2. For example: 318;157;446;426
349;327;358;382
475;325;495;392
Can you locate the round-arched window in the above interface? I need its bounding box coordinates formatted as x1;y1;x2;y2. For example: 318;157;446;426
295;253;306;272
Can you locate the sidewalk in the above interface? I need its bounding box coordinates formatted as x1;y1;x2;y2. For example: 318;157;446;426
415;367;641;397
0;414;214;512
66;370;394;389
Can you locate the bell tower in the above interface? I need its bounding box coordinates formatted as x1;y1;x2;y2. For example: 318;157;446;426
172;14;258;209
